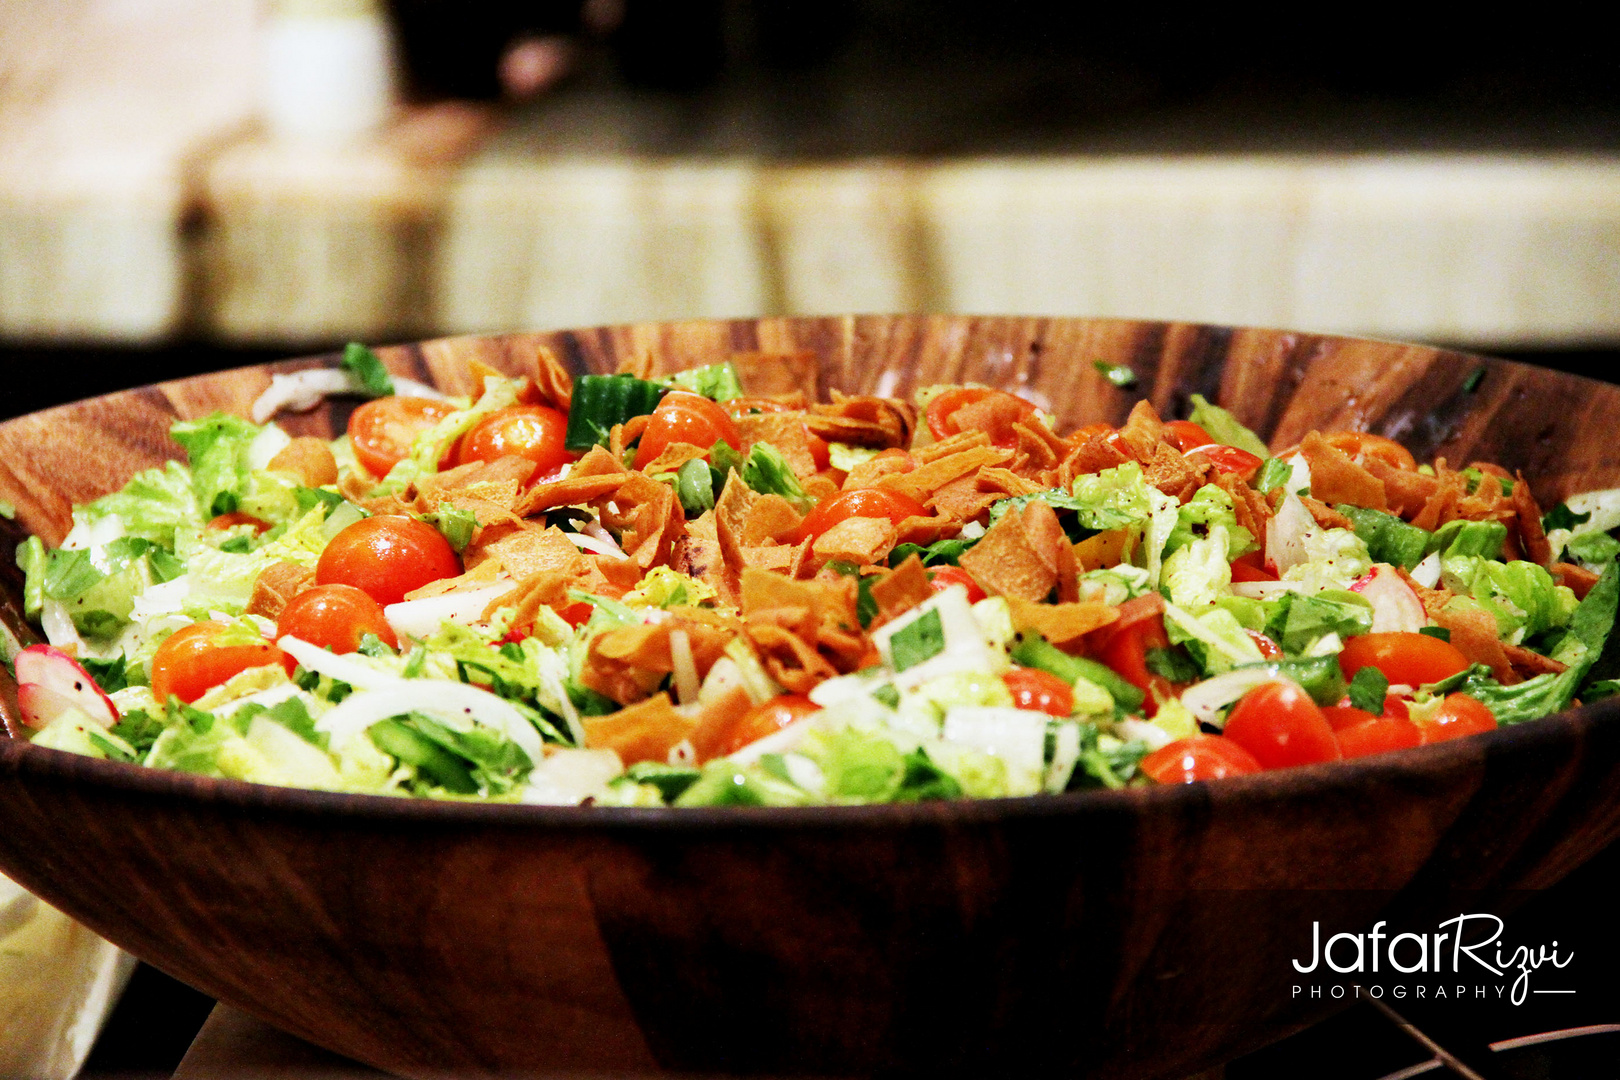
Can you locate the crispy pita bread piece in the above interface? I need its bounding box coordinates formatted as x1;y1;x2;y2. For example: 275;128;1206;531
1142;443;1204;504
638;441;710;477
1511;471;1553;567
1503;642;1568;680
581;616;733;705
404;559;506;601
581;692;696;766
878;445;1009;505
844;452;920;490
528;345;573;412
481;570;571;627
746;625;841;695
976;466;1045;499
958;500;1074;602
916;430;991;463
1410;581;1517;684
268;437;339;488
1299;431;1388;511
944;393;1040;451
1553;562;1601;600
472;524;588;580
1012;420;1068;474
929;473;1002;523
1116;399;1168;462
1007;597;1118;647
1059;429;1132;485
812;516;898;567
729;350;819;398
594;472;685;569
869;555;933;624
245;561;315;620
804;391;915;449
742;494;806;546
733;412;820;479
1301;496;1354;531
1409;461;1468;531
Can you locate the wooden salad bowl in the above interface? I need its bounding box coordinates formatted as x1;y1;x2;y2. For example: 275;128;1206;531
4;316;1620;1079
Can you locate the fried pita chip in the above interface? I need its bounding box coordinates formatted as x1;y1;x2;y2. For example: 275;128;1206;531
481;570;572;627
976;466;1045;498
1117;399;1167;462
597;472;684;568
746;624;840;694
1503;642;1568;680
1411;584;1517;684
915;429;991;463
879;446;1009;504
513;473;629;519
529;345;573;412
1553;562;1601;599
245;561;315;620
734;412;820;479
687;682;761;763
957;500;1067;601
1073;527;1137;571
267;437;338;488
480;524;589;580
811;515;898;567
870;555;933;623
843;452;918;490
1302;496;1354;531
1300;431;1388;511
638;441;710;477
742;494;805;545
1006;597;1118;645
804;391;915;448
580;692;696;766
729;350;819;398
1059;429;1131;484
1410;462;1468;531
403;557;506;600
1141;443;1204;504
929;473;1002;522
1365;459;1439;520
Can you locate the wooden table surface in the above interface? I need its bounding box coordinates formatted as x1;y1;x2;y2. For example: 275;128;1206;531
4;1;1620;351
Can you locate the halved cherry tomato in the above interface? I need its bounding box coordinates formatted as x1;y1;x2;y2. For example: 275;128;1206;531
1002;667;1073;717
316;515;461;606
1230;551;1278;583
633;392;741;470
1339;632;1471;688
456;404;570;480
207;512;271;534
1223;681;1342;769
1320;704;1377;731
1164;420;1215;453
717;694;821;757
925;387;1037;448
1185;443;1264;483
1417;693;1497;744
1336;717;1424;758
1096;596;1173;716
150;622;283;704
926;565;987;603
797;488;928;543
348;396;454;478
1141;735;1263;783
276;584;397;675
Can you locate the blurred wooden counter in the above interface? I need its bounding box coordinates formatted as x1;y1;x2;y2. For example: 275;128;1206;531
4;1;1620;350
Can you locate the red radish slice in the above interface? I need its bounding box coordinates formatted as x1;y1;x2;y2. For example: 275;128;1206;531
1349;564;1428;634
14;644;120;729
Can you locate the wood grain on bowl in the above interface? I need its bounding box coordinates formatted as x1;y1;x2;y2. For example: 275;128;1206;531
3;316;1620;1080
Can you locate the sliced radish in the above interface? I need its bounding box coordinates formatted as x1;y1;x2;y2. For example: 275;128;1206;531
1410;551;1442;589
1349;563;1428;633
14;644;119;729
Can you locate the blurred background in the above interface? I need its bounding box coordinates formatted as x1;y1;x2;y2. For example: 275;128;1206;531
3;1;1619;1077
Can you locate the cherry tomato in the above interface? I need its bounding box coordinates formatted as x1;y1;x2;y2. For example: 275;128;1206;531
1096;598;1174;717
1339;632;1471;688
1163;420;1215;452
1002;667;1074;717
1320;704;1377;731
1230;551;1278;583
797;488;928;543
1223;681;1342;769
456;404;569;480
276;584;398;672
1141;735;1263;783
1336;717;1424;758
150;622;283;704
925;387;1037;448
316;515;461;606
717;694;821;757
207;512;271;534
1185;444;1264;483
633;392;741;470
348;396;454;478
1417;693;1497;744
926;565;987;603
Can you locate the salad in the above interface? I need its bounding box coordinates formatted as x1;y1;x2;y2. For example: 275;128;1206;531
7;343;1620;806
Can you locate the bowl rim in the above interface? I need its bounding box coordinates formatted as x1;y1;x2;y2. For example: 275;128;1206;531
2;315;1618;830
4;696;1614;830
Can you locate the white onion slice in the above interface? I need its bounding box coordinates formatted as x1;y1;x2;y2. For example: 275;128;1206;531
251;369;450;423
727;718;816;765
564;531;626;558
669;630;699;705
383;582;514;641
1410;551;1442;589
314;681;542;759
1266;490;1316;575
521;749;624;805
277;635;399;691
1178;669;1301;727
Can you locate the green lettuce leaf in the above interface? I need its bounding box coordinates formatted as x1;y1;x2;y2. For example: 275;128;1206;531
1186;394;1270;458
170;413;261;518
341;341;395;397
663;361;744;402
742;442;812;511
